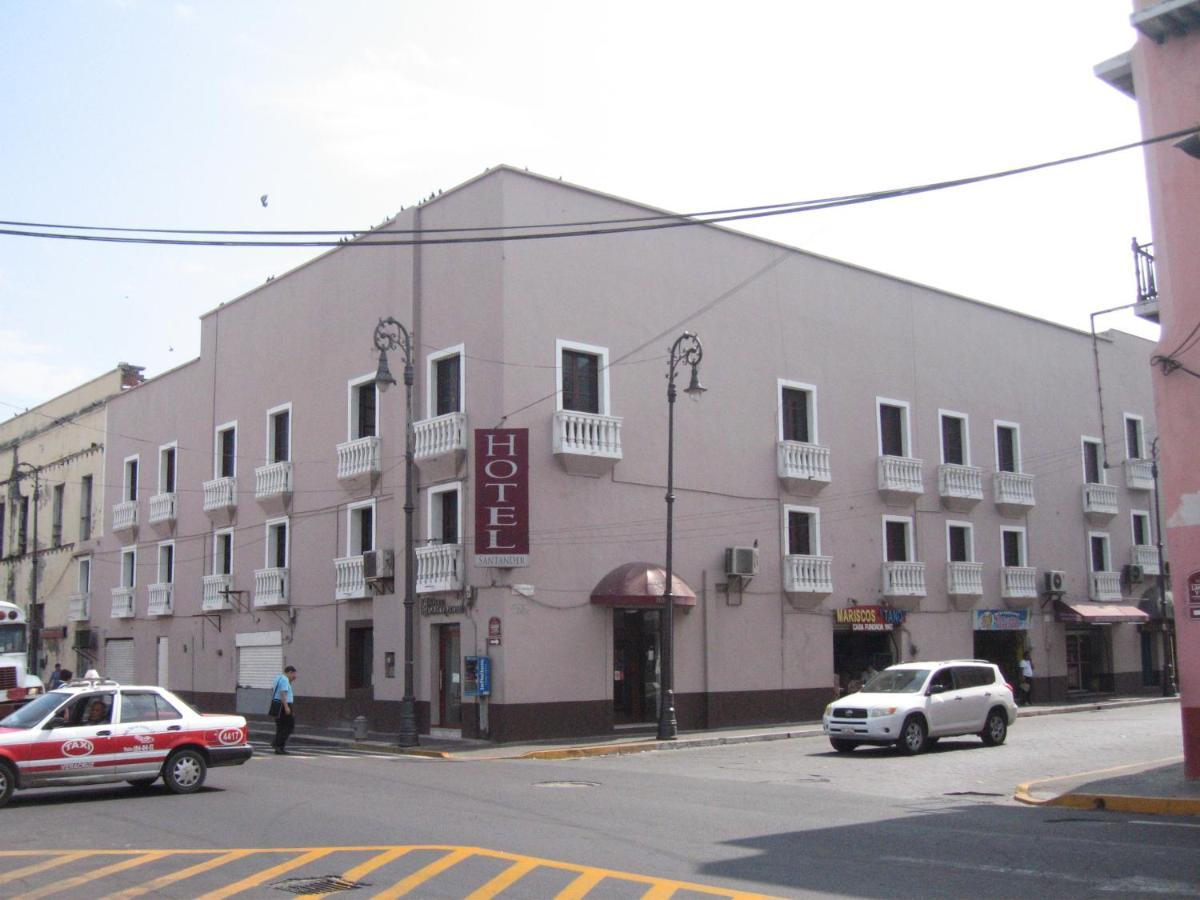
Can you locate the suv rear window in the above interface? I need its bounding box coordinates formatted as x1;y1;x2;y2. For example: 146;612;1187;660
953;665;996;688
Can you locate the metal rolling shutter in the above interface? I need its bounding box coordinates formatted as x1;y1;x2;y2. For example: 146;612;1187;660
105;638;136;684
236;631;283;689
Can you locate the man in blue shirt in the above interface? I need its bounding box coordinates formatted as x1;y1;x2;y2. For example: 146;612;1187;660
272;665;298;754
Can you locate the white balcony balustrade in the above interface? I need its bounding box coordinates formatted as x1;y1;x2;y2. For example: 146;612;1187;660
553;411;622;476
783;554;833;602
946;562;984;605
147;583;174;616
203;477;237;514
337;436;381;481
1082;483;1119;522
1132;544;1161;575
415;412;467;463
202;574;234;611
254;567;290;608
111;587;135;619
777;442;831;495
993;471;1035;515
335;555;368;600
938;464;983;511
68;592;90;622
147;493;177;525
1124;458;1154;491
255;461;293;502
1000;566;1038;607
1089;570;1123;602
112;500;138;532
881;561;926;610
877;456;923;503
416;543;464;594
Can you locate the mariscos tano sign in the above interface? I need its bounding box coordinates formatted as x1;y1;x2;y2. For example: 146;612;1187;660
474;429;530;568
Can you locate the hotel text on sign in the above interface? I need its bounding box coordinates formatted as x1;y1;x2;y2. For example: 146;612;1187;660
474;429;530;568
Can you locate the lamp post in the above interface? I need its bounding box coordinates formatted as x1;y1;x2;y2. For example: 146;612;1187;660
1150;438;1177;697
373;316;419;746
658;332;706;742
14;462;42;678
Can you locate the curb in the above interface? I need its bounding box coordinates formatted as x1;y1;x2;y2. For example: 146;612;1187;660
1014;755;1200;818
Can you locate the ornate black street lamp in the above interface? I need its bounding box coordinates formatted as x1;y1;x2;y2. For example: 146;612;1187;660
374;316;420;746
658;332;706;741
1150;438;1177;697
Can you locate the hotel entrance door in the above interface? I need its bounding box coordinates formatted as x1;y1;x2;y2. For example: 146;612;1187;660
613;609;660;725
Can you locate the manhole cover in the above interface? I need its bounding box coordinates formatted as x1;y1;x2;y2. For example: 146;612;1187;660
272;876;368;894
534;780;600;788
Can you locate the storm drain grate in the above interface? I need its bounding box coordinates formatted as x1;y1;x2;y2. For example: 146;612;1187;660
272;876;368;894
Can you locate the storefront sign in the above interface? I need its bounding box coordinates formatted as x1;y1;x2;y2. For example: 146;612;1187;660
1188;571;1200;608
474;429;530;568
488;616;502;646
973;609;1029;631
420;597;468;617
834;605;906;631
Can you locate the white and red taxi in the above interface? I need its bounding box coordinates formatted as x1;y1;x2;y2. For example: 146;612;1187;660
0;671;251;808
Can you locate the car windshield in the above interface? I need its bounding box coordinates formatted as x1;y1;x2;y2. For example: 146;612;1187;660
0;691;69;729
862;668;931;693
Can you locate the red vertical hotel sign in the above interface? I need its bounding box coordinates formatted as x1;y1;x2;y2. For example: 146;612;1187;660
474;429;530;567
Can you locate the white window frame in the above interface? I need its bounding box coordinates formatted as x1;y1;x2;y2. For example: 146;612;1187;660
782;504;820;557
1124;413;1146;460
426;343;466;418
937;409;971;466
1088;531;1111;573
993;420;1023;473
347;373;378;440
123;454;140;502
267;402;293;464
1081;436;1105;484
157;540;175;584
121;546;137;588
426;481;463;545
214;420;238;478
1131;509;1152;546
875;397;912;458
213;528;234;576
945;520;975;563
265;516;290;569
777;380;819;444
1000;526;1027;567
882;515;915;562
78;555;92;593
346;498;377;557
555;338;610;414
158;441;177;494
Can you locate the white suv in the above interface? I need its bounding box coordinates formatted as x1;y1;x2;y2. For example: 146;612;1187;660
822;660;1018;754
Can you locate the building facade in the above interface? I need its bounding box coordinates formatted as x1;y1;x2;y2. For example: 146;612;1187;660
87;168;1160;741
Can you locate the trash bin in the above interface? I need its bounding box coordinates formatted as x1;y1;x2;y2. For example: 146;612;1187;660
353;715;368;740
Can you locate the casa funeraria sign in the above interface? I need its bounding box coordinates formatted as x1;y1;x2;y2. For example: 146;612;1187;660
474;429;530;568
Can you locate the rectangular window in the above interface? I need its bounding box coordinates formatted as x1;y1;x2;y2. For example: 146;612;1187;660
1125;415;1145;460
0;501;6;557
435;354;462;416
18;496;29;555
884;517;912;562
269;407;291;464
353;380;377;439
217;425;236;478
947;523;972;563
1001;529;1025;567
51;483;64;547
158;543;175;584
349;502;375;556
562;349;600;414
1089;534;1110;572
780;386;812;444
124;456;139;501
940;413;967;466
996;423;1019;473
428;483;461;545
786;509;815;556
877;400;908;457
1132;511;1151;546
78;557;91;593
1082;438;1103;485
122;547;137;588
79;475;93;541
267;519;289;569
214;529;233;576
160;445;177;493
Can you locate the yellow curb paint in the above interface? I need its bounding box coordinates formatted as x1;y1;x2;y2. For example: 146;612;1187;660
1015;755;1191;813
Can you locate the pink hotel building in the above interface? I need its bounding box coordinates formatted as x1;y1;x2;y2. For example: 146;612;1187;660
79;167;1162;742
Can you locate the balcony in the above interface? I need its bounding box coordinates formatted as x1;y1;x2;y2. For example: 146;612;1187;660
416;543;464;594
1000;566;1038;608
253;567;289;608
147;493;177;525
337;436;381;482
777;441;831;495
553;410;622;476
202;574;234;611
68;592;90;622
1082;482;1119;523
993;471;1035;516
111;587;135;619
1124;458;1154;491
1132;545;1161;576
783;554;833;607
1131;239;1159;323
147;583;173;617
881;561;925;610
946;562;983;610
414;412;468;478
335;555;368;600
255;461;293;512
877;456;923;504
202;477;237;515
1089;571;1123;602
938;464;983;512
112;500;138;533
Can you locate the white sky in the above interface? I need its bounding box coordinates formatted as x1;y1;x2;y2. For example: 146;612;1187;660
0;0;1154;417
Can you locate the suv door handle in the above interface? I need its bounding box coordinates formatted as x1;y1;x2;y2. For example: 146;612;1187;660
167;725;182;731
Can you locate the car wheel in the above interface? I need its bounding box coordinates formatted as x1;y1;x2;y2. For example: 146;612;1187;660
163;749;207;794
897;715;928;755
127;777;158;789
0;761;14;809
830;739;856;753
981;708;1008;746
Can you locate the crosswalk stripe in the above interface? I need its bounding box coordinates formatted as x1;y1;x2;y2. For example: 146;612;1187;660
195;848;334;900
103;849;258;899
465;858;539;900
0;851;93;886
375;848;473;899
555;868;606;899
336;847;414;884
19;851;170;900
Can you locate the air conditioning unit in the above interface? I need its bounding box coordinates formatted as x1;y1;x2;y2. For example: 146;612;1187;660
72;628;96;650
1044;570;1066;594
363;548;394;580
1124;563;1145;584
725;546;759;578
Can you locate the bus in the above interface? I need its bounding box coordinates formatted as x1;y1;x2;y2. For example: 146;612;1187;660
0;601;45;715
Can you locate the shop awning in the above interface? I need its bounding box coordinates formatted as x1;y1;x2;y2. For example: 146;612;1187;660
590;562;697;608
1054;600;1150;624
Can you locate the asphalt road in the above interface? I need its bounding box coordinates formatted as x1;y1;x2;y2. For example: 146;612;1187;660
2;703;1197;898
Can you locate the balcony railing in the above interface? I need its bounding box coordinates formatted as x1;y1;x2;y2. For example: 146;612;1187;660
938;464;983;511
1083;482;1119;521
335;555;368;600
202;477;237;513
1089;570;1123;602
254;567;289;608
255;461;293;501
1001;566;1038;600
414;412;468;464
946;561;983;597
111;587;135;619
1132;238;1159;322
1132;545;1161;575
553;410;622;475
877;456;923;501
994;471;1035;515
783;554;833;596
147;583;173;616
148;493;177;525
337;436;381;481
777;441;831;494
202;574;234;611
112;500;138;532
882;561;926;600
68;592;90;622
416;543;464;594
1124;458;1154;491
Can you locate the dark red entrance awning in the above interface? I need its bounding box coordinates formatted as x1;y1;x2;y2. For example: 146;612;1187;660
590;562;697;608
1055;600;1150;624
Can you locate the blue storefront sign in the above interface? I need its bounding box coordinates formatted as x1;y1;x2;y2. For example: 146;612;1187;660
464;656;492;697
973;609;1030;631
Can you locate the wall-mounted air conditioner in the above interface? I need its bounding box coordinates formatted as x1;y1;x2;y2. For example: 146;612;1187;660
1123;563;1145;584
725;547;759;579
1044;570;1066;593
363;549;395;580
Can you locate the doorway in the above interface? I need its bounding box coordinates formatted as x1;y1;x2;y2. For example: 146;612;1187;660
833;629;895;694
973;630;1025;691
436;624;462;728
346;623;374;718
1066;628;1113;693
613;609;660;725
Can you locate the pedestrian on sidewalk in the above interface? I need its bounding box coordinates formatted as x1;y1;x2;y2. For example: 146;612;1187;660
1019;653;1034;706
48;663;64;690
271;665;298;755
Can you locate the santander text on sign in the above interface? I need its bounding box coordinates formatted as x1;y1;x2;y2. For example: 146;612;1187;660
474;428;530;568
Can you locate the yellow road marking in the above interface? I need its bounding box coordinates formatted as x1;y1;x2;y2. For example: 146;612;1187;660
0;851;93;887
18;851;170;900
465;858;538;900
375;848;472;899
334;846;413;885
195;848;334;900
641;883;679;899
556;868;606;899
103;849;257;899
